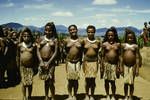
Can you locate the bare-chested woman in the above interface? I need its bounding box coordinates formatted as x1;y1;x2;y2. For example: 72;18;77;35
83;25;100;100
17;27;37;100
37;22;58;100
101;27;121;100
121;28;141;100
64;24;83;100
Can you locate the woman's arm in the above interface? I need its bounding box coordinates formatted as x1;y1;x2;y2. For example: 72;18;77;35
47;39;58;66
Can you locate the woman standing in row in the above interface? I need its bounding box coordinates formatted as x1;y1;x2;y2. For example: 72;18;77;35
101;27;121;100
17;27;38;100
37;22;58;100
64;25;83;100
83;25;100;100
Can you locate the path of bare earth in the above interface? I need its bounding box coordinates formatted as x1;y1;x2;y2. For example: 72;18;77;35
0;62;150;100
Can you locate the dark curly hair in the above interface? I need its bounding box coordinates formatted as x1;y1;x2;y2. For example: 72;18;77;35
103;27;120;43
19;27;34;43
86;25;96;33
123;28;137;44
44;22;58;38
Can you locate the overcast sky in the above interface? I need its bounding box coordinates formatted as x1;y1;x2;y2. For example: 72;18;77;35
0;0;150;28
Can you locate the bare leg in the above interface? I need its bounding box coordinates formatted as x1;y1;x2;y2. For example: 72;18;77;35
91;86;95;96
22;85;26;100
105;80;110;100
124;83;128;100
84;78;90;100
73;80;78;97
45;80;50;100
111;81;116;98
105;80;109;95
129;84;134;100
124;84;128;97
50;81;55;100
90;78;96;100
91;87;95;100
67;80;72;99
28;85;32;100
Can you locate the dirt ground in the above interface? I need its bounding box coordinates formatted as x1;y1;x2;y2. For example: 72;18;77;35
0;63;150;100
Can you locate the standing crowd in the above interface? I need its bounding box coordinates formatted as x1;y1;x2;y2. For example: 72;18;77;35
0;22;142;100
139;22;150;47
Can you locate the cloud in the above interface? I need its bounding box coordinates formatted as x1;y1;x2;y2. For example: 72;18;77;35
23;3;53;9
125;5;131;9
112;19;120;24
79;23;90;28
134;9;150;13
51;11;73;17
23;17;48;27
92;0;117;5
24;17;38;21
82;7;96;11
109;8;150;14
0;2;14;8
94;18;122;28
24;17;46;21
95;13;116;17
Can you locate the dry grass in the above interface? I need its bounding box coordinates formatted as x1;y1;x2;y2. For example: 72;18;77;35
139;47;150;81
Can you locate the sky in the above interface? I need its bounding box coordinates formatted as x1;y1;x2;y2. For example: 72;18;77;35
0;0;150;29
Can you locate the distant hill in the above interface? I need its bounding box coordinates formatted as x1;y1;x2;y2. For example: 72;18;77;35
2;22;23;29
1;22;142;36
56;25;68;33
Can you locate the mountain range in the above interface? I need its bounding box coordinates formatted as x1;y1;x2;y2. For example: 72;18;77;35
1;22;142;36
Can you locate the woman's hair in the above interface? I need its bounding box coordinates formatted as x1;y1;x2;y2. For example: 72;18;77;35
86;25;96;33
9;31;18;38
123;28;137;44
68;24;77;31
103;27;120;43
45;22;58;38
19;27;34;43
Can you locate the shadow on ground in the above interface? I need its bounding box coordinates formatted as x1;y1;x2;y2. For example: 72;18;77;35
31;93;141;100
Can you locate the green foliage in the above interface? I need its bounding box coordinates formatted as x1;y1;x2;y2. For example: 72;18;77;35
137;36;150;48
119;36;124;43
58;33;68;40
137;36;144;48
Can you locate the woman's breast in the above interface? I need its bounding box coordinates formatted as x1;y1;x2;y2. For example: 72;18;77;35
20;51;33;67
40;45;54;60
85;47;97;57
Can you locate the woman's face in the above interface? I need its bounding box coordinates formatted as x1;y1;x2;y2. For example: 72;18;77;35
22;32;31;43
127;33;134;44
87;28;95;40
12;32;17;39
107;31;115;43
69;26;78;37
45;25;53;37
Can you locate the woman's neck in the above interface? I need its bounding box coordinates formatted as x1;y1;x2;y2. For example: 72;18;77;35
71;35;78;40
